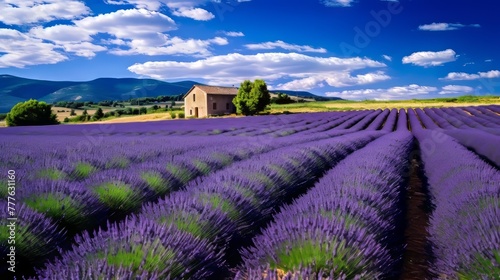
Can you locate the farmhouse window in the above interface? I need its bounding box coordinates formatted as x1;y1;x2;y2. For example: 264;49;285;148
193;94;196;102
190;110;192;115
226;103;230;110
213;103;217;110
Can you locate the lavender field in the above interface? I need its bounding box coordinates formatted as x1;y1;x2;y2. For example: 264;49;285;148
1;105;499;279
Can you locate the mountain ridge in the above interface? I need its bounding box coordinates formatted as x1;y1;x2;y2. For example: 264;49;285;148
0;75;339;113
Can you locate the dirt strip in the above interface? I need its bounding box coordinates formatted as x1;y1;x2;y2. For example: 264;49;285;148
400;150;431;280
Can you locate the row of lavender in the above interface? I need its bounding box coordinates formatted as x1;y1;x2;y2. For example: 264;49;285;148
17;108;402;278
408;106;500;166
0;109;391;276
413;128;500;279
0;105;498;278
408;107;500;279
33;131;386;279
235;131;413;279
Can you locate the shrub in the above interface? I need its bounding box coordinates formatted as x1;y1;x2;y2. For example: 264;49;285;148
271;93;295;104
178;112;185;119
170;112;177;119
93;108;104;120
233;79;270;116
6;99;59;126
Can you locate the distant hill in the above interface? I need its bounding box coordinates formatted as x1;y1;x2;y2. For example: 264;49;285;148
270;90;341;101
0;75;339;113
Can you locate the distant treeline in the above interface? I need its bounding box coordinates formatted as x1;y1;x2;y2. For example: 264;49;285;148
54;95;184;109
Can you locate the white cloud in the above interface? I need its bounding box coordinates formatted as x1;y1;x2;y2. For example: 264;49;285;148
321;0;354;7
402;49;457;67
128;52;386;87
382;55;392;61
439;85;474;95
58;42;107;58
245;40;327;53
418;22;481;31
17;8;229;59
29;25;93;42
277;71;390;90
74;8;225;56
223;31;245;37
0;28;67;68
0;0;91;25
441;70;500;81
74;9;177;40
109;35;228;56
104;0;218;21
171;7;214;20
325;84;438;100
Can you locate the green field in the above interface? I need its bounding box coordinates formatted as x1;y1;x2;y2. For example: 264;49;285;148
268;95;500;113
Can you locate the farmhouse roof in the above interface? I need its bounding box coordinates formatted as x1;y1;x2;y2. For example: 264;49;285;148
184;85;238;98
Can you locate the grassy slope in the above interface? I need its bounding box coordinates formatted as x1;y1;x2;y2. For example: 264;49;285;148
1;96;498;127
82;96;500;124
269;96;500;113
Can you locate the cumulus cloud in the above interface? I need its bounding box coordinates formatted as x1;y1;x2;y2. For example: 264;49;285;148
29;25;93;42
104;0;217;21
402;49;457;67
223;31;245;37
245;40;327;53
0;28;67;68
382;55;392;61
109;35;228;56
441;70;500;81
325;84;438;100
8;6;230;62
74;9;177;40
171;7;214;20
418;22;480;31
28;8;186;57
0;0;91;25
29;28;105;58
128;52;386;87
277;71;390;90
23;7;229;59
439;85;474;95
321;0;355;7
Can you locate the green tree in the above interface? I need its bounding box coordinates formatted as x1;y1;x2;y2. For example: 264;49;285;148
70;109;76;116
171;100;176;107
6;99;59;126
139;107;148;115
82;109;88;116
232;79;270;116
93;108;104;120
271;93;295;104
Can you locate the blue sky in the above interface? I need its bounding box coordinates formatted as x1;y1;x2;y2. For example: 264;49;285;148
1;0;499;100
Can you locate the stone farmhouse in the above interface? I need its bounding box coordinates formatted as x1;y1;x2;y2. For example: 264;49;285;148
183;85;238;118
